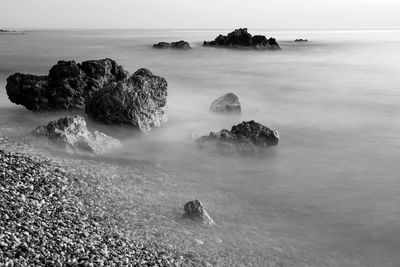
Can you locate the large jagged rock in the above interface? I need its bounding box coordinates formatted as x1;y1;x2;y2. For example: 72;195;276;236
153;40;191;49
210;93;241;114
33;115;121;154
197;120;279;156
6;59;129;111
203;28;280;50
85;68;168;132
183;200;214;226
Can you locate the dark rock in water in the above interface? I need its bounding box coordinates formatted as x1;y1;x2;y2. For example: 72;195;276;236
183;200;214;226
153;42;171;49
210;93;241;113
6;59;168;132
6;58;128;111
47;60;88;110
153;40;191;49
85;68;168;132
197;120;279;156
0;29;18;33
6;74;50;111
203;28;280;50
295;39;308;42
33;115;121;154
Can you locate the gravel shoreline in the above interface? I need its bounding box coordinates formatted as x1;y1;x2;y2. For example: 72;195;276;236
0;145;182;266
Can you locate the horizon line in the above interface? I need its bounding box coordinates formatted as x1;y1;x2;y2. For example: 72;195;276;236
3;27;400;31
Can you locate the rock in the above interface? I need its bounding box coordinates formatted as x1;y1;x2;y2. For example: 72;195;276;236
153;42;171;49
6;58;129;111
33;115;121;154
5;74;50;111
295;39;308;42
46;60;88;110
85;68;168;132
0;29;18;33
183;200;214;226
153;40;191;49
203;28;280;50
210;93;241;114
197;120;279;156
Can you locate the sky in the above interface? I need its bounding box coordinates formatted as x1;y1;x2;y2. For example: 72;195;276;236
1;0;400;29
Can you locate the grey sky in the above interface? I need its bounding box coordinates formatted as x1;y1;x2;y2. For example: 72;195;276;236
1;0;399;29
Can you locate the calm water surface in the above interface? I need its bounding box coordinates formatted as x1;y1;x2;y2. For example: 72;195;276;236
1;29;400;266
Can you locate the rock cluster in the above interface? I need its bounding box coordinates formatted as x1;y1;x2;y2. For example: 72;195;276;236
153;41;191;49
33;115;121;154
183;200;214;226
203;28;281;50
0;149;179;266
6;59;168;132
210;93;241;114
197;120;279;155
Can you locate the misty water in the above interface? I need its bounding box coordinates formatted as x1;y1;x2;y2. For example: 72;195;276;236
1;29;400;266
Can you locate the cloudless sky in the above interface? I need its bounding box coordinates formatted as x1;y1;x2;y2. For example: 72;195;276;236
1;0;399;29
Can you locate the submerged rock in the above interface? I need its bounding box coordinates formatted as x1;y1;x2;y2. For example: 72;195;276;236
6;59;168;132
210;93;241;114
6;58;128;111
197;120;279;156
85;68;168;132
203;28;280;50
153;40;191;49
183;200;214;226
33;115;121;154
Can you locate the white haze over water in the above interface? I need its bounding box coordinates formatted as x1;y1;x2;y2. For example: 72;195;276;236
1;0;400;29
1;29;400;266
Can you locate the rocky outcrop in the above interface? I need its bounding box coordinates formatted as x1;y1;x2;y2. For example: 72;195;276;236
183;200;214;226
5;74;50;111
6;59;128;111
153;40;191;49
203;28;280;50
210;93;241;114
6;59;168;132
197;120;279;156
85;68;168;132
33;115;121;154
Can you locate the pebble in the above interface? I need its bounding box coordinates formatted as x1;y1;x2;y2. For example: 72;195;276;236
195;239;204;245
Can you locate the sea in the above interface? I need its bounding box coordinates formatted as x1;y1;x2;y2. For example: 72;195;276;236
1;29;400;266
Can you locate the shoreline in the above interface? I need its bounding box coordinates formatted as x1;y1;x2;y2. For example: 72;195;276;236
0;127;300;266
0;136;184;266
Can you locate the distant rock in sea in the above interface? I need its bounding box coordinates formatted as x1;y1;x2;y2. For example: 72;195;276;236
203;28;281;50
295;39;308;42
183;200;214;226
0;29;23;34
153;40;191;49
210;93;241;114
197;120;279;156
6;58;168;132
33;115;121;154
